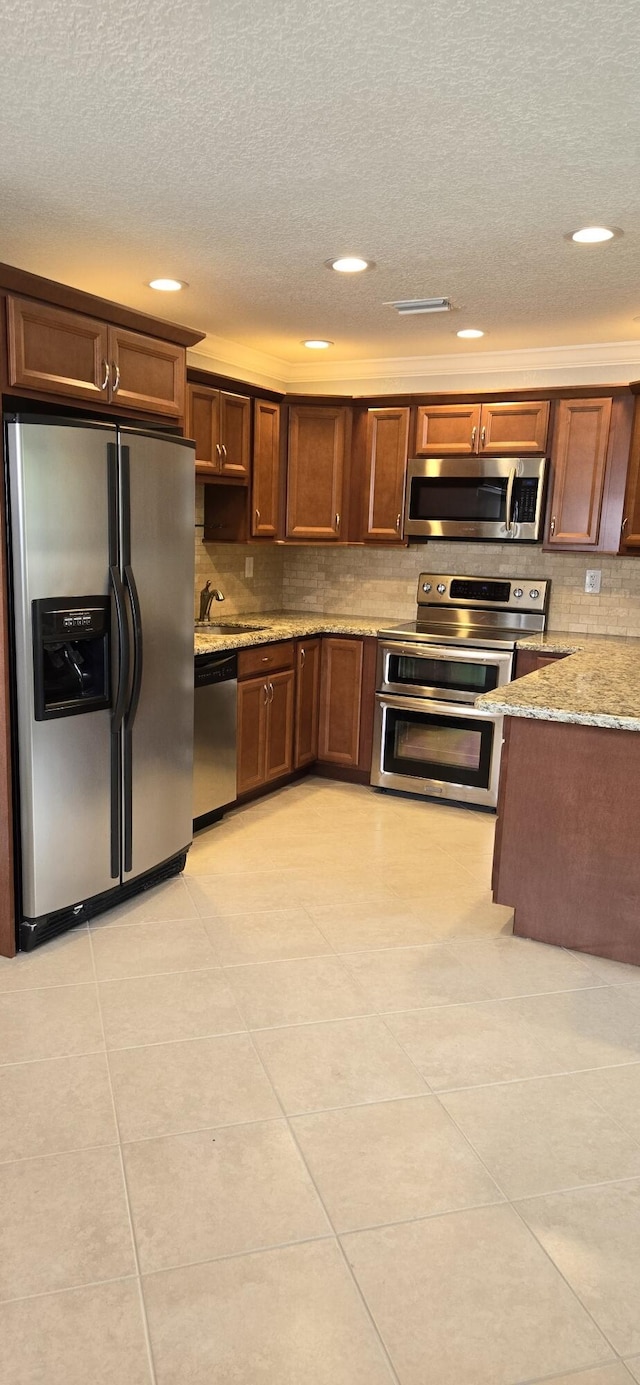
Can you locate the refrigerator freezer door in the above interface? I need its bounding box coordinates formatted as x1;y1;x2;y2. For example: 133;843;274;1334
122;430;194;879
7;419;117;918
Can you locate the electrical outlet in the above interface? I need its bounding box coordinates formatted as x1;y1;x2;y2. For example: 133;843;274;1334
585;569;601;594
245;556;254;578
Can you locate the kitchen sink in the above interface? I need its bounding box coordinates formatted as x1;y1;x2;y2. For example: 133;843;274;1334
196;622;266;634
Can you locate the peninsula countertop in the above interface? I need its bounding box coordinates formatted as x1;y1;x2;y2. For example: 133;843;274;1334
477;630;640;732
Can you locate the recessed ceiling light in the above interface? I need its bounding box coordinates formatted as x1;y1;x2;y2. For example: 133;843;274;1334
569;227;617;244
302;339;334;349
325;257;373;273
147;278;187;291
457;328;484;339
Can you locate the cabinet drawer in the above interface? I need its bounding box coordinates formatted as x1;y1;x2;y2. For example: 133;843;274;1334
238;641;295;679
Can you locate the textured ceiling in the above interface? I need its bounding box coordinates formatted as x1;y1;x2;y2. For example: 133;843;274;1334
1;0;640;364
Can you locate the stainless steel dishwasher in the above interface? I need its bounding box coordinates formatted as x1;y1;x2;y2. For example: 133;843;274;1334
194;652;238;828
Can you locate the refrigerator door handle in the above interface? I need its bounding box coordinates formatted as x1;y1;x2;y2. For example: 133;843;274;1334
124;564;144;730
110;564;130;734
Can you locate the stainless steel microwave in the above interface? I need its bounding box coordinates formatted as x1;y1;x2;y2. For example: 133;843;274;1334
404;456;548;542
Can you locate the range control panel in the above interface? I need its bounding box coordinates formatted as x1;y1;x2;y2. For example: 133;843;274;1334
417;574;549;614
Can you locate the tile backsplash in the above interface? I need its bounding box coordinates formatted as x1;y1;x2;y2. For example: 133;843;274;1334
195;484;640;635
282;543;640;636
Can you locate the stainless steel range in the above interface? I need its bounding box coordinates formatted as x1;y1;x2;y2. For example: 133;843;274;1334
371;573;549;809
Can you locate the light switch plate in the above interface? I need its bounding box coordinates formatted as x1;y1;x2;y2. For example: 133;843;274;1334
585;569;601;594
245;556;254;578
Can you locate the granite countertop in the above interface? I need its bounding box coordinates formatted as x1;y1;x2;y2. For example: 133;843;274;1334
194;611;393;655
477;630;640;732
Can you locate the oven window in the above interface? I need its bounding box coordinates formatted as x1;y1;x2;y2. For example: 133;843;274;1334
410;476;508;523
387;653;501;696
382;706;495;788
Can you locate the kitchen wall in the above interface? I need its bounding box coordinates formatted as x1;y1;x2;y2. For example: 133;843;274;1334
195;484;640;635
194;484;284;618
281;543;640;636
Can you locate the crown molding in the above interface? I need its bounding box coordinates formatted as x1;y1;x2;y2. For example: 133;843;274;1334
284;339;640;385
188;333;640;393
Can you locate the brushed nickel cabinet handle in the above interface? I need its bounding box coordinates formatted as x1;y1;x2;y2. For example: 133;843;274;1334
622;516;629;535
300;647;306;666
221;444;227;460
255;508;260;526
396;512;401;531
100;358;109;391
471;425;477;448
269;681;274;702
480;426;486;447
335;512;340;531
550;516;556;537
215;444;222;460
263;682;269;704
112;361;120;394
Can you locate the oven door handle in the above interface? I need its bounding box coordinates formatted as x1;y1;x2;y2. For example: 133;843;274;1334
376;691;504;722
381;641;512;667
505;465;517;534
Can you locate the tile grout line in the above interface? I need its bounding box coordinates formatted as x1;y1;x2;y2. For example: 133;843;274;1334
86;924;159;1385
226;974;403;1385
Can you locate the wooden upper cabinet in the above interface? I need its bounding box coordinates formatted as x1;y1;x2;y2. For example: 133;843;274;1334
286;406;346;540
415;399;549;456
7;296;110;401
479;401;549;454
219;391;250;478
415;403;481;455
619;399;640;553
546;397;612;548
318;637;364;766
186;384;250;479
364;407;410;542
109;327;185;418
187;384;220;476
252;399;281;536
294;638;321;768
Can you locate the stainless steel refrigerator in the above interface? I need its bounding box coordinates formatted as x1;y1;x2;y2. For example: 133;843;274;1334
6;415;195;950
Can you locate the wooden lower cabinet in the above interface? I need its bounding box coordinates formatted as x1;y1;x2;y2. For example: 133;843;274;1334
237;667;294;795
265;670;295;782
318;638;364;767
513;649;569;679
294;639;321;768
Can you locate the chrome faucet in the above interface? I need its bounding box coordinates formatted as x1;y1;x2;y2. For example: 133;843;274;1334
198;582;225;622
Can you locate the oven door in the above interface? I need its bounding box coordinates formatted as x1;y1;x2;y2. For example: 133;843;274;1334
371;693;503;808
379;641;513;704
404;457;547;541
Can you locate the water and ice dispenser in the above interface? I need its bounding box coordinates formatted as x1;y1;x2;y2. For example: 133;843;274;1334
31;597;111;720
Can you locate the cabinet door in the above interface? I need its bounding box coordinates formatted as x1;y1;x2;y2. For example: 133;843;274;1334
220;391;250;479
318;638;363;766
480;401;549;454
7;296;109;402
265;670;295;783
547;398;612;547
620;400;640;553
415;404;481;456
187;384;221;477
294;639;321;768
237;677;267;794
514;650;568;679
252;399;280;535
364;407;410;542
286;406;346;539
109;328;185;417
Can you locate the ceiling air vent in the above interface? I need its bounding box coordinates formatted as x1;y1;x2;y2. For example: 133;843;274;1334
384;297;452;315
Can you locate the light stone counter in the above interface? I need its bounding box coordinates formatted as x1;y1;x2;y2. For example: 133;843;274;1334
478;630;640;731
194;611;393;656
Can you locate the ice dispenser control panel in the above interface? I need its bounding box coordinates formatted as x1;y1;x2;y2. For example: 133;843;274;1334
32;596;111;721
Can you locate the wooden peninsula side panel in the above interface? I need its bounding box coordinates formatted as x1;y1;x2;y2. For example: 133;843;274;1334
493;716;640;965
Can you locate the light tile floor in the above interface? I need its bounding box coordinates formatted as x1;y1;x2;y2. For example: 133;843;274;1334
2;777;640;1383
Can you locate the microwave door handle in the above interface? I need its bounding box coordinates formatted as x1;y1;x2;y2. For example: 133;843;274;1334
505;466;517;533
